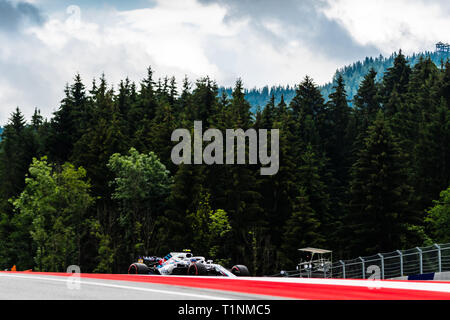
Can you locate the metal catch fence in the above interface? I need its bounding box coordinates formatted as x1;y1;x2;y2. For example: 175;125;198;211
330;243;450;280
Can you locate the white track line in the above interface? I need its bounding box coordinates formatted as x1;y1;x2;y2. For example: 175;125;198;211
243;277;450;293
234;277;450;293
0;273;233;300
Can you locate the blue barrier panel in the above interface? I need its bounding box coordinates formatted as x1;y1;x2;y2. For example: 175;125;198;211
408;273;435;281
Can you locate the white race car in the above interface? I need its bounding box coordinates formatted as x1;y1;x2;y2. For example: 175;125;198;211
128;250;250;277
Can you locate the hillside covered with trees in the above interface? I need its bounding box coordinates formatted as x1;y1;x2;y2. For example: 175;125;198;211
220;51;450;111
0;52;449;275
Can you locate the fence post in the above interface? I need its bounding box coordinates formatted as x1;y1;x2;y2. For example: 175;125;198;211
378;253;384;279
416;247;423;274
359;257;365;279
434;244;441;273
396;250;403;276
340;260;345;279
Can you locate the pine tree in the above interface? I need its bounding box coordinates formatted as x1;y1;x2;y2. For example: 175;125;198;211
47;75;88;164
290;76;326;148
129;67;158;144
441;61;450;107
382;50;411;116
275;94;287;119
216;80;264;269
347;111;417;255
413;98;450;213
261;94;276;129
353;68;381;133
322;75;353;253
290;76;325;120
70;74;89;139
281;187;322;268
31;108;43;130
297;144;330;243
159;164;205;253
325;74;351;183
190;77;219;125
398;56;440;147
178;76;193;122
0;108;31;207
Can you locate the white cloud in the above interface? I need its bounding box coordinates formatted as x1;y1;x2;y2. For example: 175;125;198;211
321;0;449;54
0;79;19;122
0;0;342;124
1;0;448;124
113;0;233;77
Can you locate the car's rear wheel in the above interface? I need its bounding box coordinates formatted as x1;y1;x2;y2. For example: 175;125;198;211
187;262;207;276
231;265;250;276
128;263;150;274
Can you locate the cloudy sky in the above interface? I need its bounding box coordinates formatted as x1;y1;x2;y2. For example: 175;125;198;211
0;0;448;124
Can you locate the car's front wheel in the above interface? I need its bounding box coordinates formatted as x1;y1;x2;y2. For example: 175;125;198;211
231;265;250;276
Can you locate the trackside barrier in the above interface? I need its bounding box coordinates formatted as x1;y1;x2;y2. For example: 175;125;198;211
392;271;450;281
329;243;450;280
276;243;450;280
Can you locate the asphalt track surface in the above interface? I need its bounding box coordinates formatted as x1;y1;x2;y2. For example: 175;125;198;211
0;272;449;300
0;273;273;300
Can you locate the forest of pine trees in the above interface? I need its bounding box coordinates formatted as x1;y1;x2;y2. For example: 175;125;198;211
222;50;449;111
0;52;449;275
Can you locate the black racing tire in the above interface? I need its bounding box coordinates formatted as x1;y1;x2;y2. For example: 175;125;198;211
128;263;150;274
187;262;207;276
231;265;250;276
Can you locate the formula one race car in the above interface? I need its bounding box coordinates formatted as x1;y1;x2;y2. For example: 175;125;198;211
128;250;250;277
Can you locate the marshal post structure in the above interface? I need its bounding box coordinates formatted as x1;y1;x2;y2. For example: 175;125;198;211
436;42;450;53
